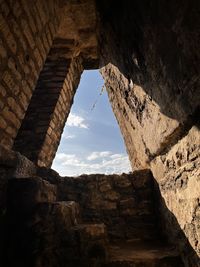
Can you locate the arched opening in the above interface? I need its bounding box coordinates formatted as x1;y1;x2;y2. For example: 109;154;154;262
52;70;131;176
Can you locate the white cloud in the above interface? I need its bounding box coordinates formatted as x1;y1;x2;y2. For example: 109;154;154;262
87;151;112;161
52;151;132;177
66;113;88;129
110;153;122;159
56;153;79;165
63;134;75;140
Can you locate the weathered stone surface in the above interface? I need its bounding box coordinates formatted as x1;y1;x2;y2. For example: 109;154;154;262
14;57;83;167
101;64;189;170
55;0;98;68
55;171;159;241
0;1;200;266
0;145;36;177
4;200;81;267
97;2;200;265
1;156;185;267
151;126;200;266
0;145;37;223
105;241;184;267
31;217;107;267
71;223;108;261
7;177;57;213
0;0;61;149
98;0;200;124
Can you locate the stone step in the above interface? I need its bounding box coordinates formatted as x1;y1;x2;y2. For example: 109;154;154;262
105;241;184;267
4;201;82;266
83;216;159;242
35;200;81;227
7;177;57;215
69;223;108;261
0;145;37;178
36;223;109;267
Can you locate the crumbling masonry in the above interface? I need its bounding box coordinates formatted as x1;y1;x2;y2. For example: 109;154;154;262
0;0;199;266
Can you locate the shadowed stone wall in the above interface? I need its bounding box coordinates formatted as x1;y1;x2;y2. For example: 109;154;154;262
0;150;184;266
55;171;160;241
0;0;60;149
14;55;83;167
0;0;98;164
97;1;200;265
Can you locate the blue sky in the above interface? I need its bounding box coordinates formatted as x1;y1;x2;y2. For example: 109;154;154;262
52;70;132;176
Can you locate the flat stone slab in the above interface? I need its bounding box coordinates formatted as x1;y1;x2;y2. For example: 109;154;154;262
7;177;57;213
72;223;107;239
106;240;184;266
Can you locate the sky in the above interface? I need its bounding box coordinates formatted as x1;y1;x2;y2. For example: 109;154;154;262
52;70;132;177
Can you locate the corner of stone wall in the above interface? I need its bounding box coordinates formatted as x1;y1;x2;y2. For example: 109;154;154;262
150;126;200;265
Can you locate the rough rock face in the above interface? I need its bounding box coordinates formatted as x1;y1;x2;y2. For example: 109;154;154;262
151;126;200;266
55;171;160;241
97;0;200;123
98;1;200;266
101;46;200;267
101;64;181;170
0;145;37;211
2;160;184;267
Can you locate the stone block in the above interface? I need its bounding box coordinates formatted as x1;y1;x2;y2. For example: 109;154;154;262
0;117;7;129
0;84;6;97
7;97;23;119
71;223;108;261
7;177;57;213
0;40;7;58
33;48;43;69
0;14;17;54
8;57;22;80
2;71;19;95
2;107;20;128
35;201;81;228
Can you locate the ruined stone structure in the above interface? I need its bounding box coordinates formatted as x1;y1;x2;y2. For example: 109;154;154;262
0;0;199;266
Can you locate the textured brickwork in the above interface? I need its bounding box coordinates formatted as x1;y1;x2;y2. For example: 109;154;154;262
0;0;60;149
56;171;159;241
14;56;83;167
1;155;183;266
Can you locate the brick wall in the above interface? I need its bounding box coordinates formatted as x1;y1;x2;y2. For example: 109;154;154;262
51;171;160;242
0;0;60;149
14;55;83;167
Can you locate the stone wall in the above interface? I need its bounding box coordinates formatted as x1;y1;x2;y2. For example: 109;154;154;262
14;56;83;167
97;0;200;123
98;1;200;265
0;147;186;266
101;64;200;265
0;0;60;149
0;1;199;266
151;126;200;266
101;64;180;170
54;170;160;241
0;0;98;167
0;145;37;264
